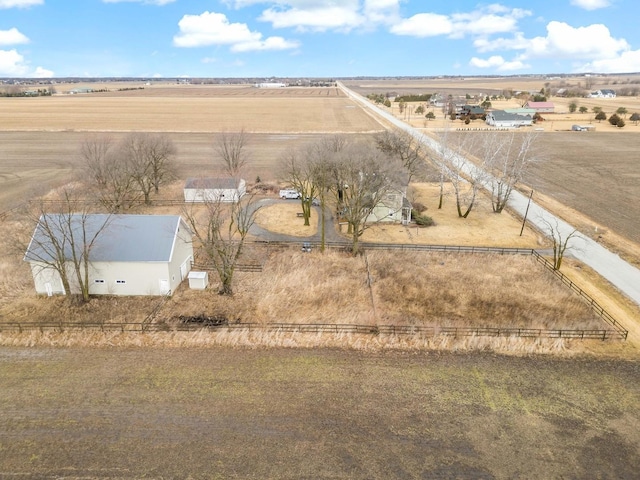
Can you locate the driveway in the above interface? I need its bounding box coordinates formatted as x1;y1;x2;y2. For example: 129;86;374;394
250;198;347;244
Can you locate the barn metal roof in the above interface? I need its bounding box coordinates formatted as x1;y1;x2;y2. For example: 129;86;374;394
25;214;188;263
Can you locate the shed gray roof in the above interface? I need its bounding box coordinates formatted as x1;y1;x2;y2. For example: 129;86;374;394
184;177;242;189
25;214;188;263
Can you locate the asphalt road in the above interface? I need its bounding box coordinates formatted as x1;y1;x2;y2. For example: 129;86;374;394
338;82;640;308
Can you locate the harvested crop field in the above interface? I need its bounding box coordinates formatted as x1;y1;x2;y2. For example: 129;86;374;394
0;86;382;133
1;347;639;479
0;131;371;211
528;132;640;245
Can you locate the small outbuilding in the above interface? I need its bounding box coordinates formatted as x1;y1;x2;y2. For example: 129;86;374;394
188;271;209;290
184;177;246;203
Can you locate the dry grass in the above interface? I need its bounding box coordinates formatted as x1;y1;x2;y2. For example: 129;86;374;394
0;328;574;355
367;251;599;329
254;202;318;236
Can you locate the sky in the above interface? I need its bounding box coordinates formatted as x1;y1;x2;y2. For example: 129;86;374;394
1;0;639;78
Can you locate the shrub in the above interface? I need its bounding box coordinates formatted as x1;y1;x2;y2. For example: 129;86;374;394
608;113;621;126
617;119;625;128
412;210;435;226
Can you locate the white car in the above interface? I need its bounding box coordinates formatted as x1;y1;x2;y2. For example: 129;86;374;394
279;189;301;199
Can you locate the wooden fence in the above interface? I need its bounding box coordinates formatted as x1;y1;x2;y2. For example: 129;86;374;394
250;240;629;340
0;320;625;341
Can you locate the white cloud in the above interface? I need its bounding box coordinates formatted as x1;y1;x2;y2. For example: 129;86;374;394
173;11;299;53
390;13;453;37
580;49;640;73
102;0;176;5
232;36;300;52
570;0;612;10
32;65;53;77
469;55;529;71
225;0;401;32
0;28;29;46
0;48;50;76
259;5;364;32
0;0;42;8
0;49;28;75
174;12;262;47
391;5;530;38
524;21;628;60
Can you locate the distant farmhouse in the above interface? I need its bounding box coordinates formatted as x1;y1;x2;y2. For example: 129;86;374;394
183;177;246;203
459;105;485;117
68;88;93;94
485;110;533;128
24;214;194;297
589;89;616;98
254;82;287;88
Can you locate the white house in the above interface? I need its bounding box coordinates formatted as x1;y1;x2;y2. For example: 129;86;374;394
183;177;246;203
589;89;616;98
366;189;412;225
24;214;194;297
485;110;533;128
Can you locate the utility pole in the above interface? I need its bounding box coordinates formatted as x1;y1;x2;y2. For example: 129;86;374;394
520;189;534;236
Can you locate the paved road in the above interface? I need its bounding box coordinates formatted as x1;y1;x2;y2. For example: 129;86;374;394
338;82;640;308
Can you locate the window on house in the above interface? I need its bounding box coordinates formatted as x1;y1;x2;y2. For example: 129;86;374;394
116;280;126;284
94;279;105;284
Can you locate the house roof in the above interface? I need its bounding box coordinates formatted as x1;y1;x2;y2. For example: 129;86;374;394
461;105;485;114
488;110;532;121
184;177;243;189
504;108;536;115
525;101;554;109
25;214;187;264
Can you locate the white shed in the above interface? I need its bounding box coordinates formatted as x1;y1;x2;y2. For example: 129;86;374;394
24;214;194;297
188;271;209;290
184;177;246;203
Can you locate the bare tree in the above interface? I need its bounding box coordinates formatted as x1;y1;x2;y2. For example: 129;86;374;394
23;186;111;303
374;129;425;183
539;216;581;270
81;133;176;210
80;135;140;212
330;142;404;254
214;129;250;178
434;130;486;218
182;195;260;295
308;134;349;252
121;133;178;204
145;134;178;194
482;131;539;213
279;147;318;226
